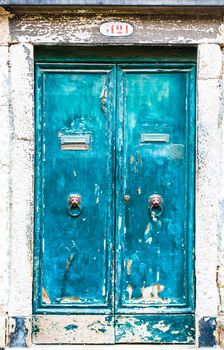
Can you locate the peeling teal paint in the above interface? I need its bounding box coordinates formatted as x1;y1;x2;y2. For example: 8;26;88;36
34;55;195;344
115;314;195;343
32;322;40;337
64;324;78;331
96;328;107;333
116;65;195;313
34;63;115;313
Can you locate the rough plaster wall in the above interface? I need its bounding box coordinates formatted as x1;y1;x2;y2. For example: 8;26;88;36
9;14;224;45
196;43;222;315
8;42;34;321
0;7;10;348
196;44;223;345
217;47;224;348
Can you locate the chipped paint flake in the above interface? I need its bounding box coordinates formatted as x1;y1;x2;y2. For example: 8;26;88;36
127;284;133;299
135;284;170;303
126;259;132;275
130;155;135;164
59;296;80;303
42;287;51;304
102;279;106;296
144;223;150;236
146;236;153;244
64;324;78;331
118;216;122;230
152;321;171;332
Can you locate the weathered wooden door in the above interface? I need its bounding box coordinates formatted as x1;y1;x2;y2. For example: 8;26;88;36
34;61;196;344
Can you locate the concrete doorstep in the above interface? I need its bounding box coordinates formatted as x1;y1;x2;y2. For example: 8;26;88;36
4;346;222;350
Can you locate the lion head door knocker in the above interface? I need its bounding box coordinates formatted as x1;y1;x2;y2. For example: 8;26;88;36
149;194;163;222
68;194;82;217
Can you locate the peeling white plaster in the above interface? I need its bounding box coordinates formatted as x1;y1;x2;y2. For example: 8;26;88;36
8;14;224;45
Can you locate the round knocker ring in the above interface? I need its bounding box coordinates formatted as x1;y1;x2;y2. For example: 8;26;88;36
68;194;82;217
149;194;163;222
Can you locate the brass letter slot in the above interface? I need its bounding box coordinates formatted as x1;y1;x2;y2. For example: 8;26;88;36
140;133;170;143
60;134;90;151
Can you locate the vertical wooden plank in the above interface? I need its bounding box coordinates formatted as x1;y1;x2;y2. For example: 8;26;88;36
115;64;196;343
34;64;116;316
33;65;116;344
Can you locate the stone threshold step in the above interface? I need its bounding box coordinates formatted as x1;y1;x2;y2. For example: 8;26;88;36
5;346;221;350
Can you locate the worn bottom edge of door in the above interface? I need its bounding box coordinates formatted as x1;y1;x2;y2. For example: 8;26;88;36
115;314;195;344
32;315;114;344
32;314;195;344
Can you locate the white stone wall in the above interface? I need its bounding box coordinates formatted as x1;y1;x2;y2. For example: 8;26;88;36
8;43;34;319
196;44;222;316
0;7;10;348
217;47;224;347
0;6;223;348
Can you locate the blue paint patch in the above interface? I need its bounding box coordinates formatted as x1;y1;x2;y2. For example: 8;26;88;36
64;324;78;331
97;328;107;333
105;315;113;322
10;317;29;348
32;319;40;337
199;317;217;347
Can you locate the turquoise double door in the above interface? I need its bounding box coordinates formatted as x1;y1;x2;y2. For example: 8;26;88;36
34;61;196;344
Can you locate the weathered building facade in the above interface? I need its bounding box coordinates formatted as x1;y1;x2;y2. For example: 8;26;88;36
0;0;224;348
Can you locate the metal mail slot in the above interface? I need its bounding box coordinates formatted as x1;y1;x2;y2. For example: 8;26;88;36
60;134;90;150
140;133;170;143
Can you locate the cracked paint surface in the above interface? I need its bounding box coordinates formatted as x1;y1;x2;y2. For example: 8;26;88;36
34;64;115;311
117;66;195;314
33;61;196;343
115;315;195;343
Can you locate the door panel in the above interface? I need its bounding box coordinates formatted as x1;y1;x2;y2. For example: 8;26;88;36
116;65;195;311
34;64;116;314
34;61;195;344
115;65;195;342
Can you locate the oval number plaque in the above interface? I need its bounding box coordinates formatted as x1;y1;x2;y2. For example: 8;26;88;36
100;22;133;37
